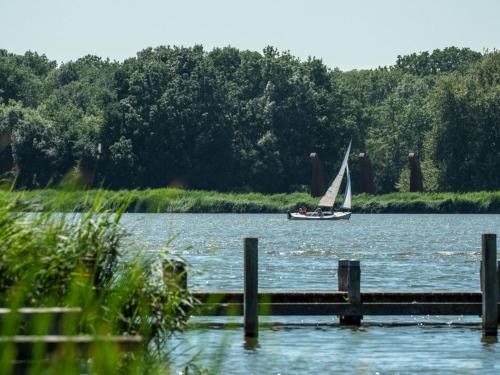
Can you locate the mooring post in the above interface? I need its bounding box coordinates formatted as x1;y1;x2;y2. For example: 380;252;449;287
481;233;498;336
348;261;361;304
338;259;349;324
347;260;362;325
497;260;500;302
244;237;258;338
339;260;362;325
480;260;483;291
162;260;187;291
338;259;349;291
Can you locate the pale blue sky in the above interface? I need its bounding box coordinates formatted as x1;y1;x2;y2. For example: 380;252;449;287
1;0;498;70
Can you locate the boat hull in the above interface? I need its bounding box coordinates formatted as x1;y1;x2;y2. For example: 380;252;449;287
287;211;351;220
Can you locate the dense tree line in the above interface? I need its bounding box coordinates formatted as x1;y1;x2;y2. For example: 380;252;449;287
0;46;498;193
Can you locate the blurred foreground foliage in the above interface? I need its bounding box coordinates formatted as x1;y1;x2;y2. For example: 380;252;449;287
0;197;202;374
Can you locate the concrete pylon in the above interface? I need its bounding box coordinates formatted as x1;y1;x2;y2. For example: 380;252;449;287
408;152;424;192
309;152;325;197
358;153;374;194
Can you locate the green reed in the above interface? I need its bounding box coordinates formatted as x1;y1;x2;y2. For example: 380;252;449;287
0;195;203;374
1;188;499;213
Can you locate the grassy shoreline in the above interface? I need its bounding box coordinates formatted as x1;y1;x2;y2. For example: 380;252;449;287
1;188;500;214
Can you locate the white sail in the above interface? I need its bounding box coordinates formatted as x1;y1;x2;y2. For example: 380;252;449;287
318;141;351;208
340;164;352;210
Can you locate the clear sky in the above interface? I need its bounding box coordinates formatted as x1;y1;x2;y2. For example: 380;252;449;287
1;0;498;71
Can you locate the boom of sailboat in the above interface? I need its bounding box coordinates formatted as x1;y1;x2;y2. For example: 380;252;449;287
287;141;352;220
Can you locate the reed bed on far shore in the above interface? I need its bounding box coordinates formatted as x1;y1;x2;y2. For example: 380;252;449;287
1;189;499;214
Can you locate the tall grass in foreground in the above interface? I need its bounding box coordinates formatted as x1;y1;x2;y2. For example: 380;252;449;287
1;188;500;213
0;196;204;374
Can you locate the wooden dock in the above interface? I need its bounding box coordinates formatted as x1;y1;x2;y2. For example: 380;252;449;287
193;291;490;316
165;234;499;339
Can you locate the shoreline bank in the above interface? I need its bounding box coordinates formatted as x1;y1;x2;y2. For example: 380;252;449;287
1;189;499;214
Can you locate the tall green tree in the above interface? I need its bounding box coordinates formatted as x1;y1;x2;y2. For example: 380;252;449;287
426;52;500;191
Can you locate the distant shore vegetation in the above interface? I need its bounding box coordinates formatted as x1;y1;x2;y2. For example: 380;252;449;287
0;46;499;195
1;188;499;214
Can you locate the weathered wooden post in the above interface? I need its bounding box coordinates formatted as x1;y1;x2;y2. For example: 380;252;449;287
358;153;374;194
498;260;500;301
338;259;349;324
338;260;361;325
244;237;258;338
338;259;349;291
347;260;362;325
163;260;187;291
480;260;484;291
310;153;325;197
408;152;424;192
481;234;498;336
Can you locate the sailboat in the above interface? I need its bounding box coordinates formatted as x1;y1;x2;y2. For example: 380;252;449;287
287;142;352;220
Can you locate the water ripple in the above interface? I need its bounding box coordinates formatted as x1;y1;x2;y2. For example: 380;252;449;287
118;213;500;373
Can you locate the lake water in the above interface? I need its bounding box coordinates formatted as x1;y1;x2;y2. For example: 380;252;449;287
119;213;500;374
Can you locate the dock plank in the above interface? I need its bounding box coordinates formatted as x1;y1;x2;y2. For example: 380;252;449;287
196;301;495;316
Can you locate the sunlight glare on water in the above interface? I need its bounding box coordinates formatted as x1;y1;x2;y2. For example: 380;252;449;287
119;213;500;373
120;213;498;292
